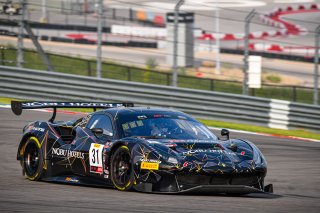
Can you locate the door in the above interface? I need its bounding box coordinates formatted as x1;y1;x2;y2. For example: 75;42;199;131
70;113;114;176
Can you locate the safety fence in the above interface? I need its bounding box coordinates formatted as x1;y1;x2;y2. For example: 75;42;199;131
0;66;319;132
0;48;318;105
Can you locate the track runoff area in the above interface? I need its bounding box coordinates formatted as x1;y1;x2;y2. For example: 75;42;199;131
0;105;320;212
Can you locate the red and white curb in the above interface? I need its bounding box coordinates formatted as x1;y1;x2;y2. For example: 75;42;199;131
244;43;314;56
259;4;320;35
59;3;320;57
199;3;320;41
1;104;319;143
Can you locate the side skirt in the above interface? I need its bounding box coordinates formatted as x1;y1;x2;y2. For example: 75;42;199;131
42;175;112;188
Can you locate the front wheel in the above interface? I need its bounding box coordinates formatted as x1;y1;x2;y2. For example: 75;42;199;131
110;146;134;191
22;137;45;181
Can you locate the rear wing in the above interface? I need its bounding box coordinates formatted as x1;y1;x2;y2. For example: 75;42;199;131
11;101;134;122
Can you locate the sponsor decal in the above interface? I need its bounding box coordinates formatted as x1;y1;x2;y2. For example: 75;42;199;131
90;166;103;174
52;148;84;159
89;143;104;174
23;102;123;108
240;151;245;156
182;149;236;156
65;177;79;183
140;162;159;170
141;159;161;164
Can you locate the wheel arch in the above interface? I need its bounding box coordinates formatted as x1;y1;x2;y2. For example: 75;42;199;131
106;141;128;168
17;133;36;161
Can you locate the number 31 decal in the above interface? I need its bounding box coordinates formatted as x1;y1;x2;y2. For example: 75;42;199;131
89;143;103;174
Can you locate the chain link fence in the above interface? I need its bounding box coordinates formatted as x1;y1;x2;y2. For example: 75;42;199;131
1;47;318;104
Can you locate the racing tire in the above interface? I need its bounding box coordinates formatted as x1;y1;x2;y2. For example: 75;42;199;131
22;137;45;181
110;146;134;191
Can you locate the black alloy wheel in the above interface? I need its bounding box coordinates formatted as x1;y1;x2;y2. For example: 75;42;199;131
23;137;44;180
110;146;134;191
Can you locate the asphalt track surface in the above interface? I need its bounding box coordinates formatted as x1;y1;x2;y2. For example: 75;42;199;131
0;108;320;212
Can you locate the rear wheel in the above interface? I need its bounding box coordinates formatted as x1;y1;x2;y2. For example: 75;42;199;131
110;146;134;191
22;137;45;181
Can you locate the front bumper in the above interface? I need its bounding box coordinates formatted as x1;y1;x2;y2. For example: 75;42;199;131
135;169;267;194
134;183;273;194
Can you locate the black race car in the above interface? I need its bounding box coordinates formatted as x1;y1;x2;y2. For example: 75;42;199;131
12;101;273;194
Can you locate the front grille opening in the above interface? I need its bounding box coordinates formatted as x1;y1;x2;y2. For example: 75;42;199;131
177;173;261;186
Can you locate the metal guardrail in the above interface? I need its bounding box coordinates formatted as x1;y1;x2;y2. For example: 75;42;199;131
0;65;319;132
1;47;317;104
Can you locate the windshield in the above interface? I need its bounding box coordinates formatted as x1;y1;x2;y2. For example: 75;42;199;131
119;116;217;140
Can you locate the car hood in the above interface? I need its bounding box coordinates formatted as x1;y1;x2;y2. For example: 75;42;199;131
142;139;265;174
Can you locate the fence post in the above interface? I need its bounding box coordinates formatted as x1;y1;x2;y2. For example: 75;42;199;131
167;73;170;86
1;46;4;65
17;0;26;68
251;88;255;96
242;10;256;95
210;79;214;91
313;25;320;105
96;0;103;78
293;86;297;102
127;67;131;81
40;0;48;23
87;60;92;76
172;0;185;87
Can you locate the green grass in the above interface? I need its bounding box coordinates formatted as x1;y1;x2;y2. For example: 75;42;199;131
1;47;319;104
1;97;319;140
0;97;19;103
199;119;320;140
265;74;282;83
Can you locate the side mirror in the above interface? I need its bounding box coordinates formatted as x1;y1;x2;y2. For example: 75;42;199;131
91;128;103;136
221;129;230;140
91;128;113;138
103;130;113;137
